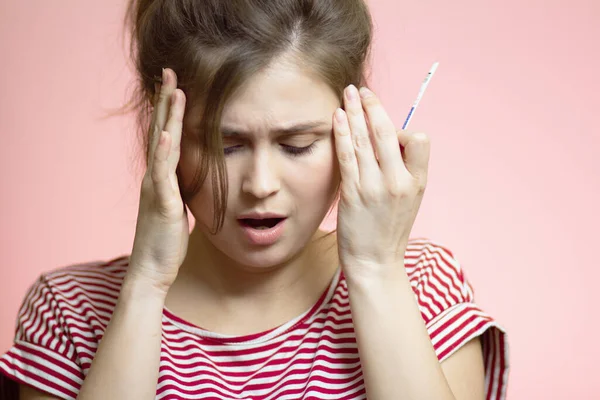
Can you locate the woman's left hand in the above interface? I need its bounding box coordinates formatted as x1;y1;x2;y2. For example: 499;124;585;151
333;85;431;280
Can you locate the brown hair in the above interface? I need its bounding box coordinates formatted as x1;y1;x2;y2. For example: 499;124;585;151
116;0;373;235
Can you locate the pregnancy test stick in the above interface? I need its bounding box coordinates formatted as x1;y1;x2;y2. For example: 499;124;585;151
402;62;439;129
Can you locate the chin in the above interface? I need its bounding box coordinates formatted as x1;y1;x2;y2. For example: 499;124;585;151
193;213;325;271
215;224;314;270
220;240;302;272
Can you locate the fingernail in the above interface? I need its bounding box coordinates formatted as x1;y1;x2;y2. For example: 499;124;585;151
359;87;373;98
346;85;358;101
335;108;346;123
162;68;167;85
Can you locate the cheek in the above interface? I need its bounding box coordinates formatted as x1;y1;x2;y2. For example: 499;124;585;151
294;141;339;195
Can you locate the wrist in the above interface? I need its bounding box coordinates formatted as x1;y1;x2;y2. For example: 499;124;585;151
121;269;171;303
343;261;409;290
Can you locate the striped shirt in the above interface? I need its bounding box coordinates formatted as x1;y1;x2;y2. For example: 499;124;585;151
0;239;509;399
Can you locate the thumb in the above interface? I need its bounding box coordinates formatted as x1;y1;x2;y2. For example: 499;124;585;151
397;129;431;184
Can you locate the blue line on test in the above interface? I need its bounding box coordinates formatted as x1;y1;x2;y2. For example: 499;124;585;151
402;107;416;130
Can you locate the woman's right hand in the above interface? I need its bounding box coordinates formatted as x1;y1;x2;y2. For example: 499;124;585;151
127;68;190;294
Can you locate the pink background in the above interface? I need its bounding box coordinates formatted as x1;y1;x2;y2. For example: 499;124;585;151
1;0;599;398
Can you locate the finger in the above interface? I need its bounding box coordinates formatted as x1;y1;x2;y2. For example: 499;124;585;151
151;131;177;209
359;87;407;180
147;68;176;172
397;129;431;185
343;85;380;183
333;108;359;188
153;82;160;105
163;88;186;175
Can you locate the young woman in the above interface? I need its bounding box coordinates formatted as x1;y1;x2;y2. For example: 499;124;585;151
0;0;508;399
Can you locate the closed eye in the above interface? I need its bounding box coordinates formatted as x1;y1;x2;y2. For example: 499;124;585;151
223;143;316;157
280;143;316;157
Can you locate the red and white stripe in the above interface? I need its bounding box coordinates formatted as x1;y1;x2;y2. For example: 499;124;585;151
0;240;508;399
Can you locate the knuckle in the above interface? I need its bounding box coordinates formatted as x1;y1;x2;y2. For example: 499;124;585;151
412;132;430;144
156;199;179;219
354;134;371;149
346;105;362;116
152;122;162;135
141;174;154;192
362;95;378;107
158;88;171;103
409;176;427;196
387;183;405;198
387;180;413;198
151;162;165;183
373;125;393;140
337;150;355;164
416;179;427;195
360;185;382;203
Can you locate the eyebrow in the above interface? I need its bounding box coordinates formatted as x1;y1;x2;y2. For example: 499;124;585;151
221;121;331;137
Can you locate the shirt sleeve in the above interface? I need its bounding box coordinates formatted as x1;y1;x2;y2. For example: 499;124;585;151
409;240;509;400
0;274;84;400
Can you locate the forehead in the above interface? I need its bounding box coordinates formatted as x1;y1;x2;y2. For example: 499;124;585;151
186;60;340;134
225;61;338;123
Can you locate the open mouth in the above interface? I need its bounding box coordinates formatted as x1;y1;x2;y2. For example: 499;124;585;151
239;218;285;230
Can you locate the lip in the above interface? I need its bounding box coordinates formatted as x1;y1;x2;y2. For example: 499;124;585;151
238;218;287;246
237;212;287;220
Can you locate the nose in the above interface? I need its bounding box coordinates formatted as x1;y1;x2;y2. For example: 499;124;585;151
241;148;281;199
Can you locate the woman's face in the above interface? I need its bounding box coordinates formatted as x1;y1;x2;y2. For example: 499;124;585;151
180;58;341;270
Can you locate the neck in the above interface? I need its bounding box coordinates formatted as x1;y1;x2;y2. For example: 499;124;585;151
165;226;339;335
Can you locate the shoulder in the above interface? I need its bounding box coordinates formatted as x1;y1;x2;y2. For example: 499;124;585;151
0;255;131;399
34;255;130;330
40;255;130;301
404;238;468;280
403;240;509;397
42;254;130;284
404;238;472;291
404;238;474;323
13;255;131;348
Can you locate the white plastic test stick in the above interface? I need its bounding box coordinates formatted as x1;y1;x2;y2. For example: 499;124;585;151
402;62;439;129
